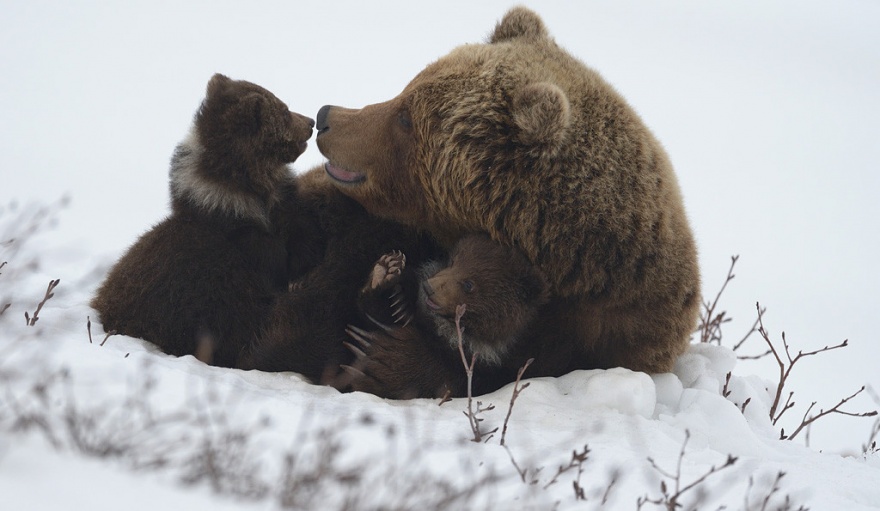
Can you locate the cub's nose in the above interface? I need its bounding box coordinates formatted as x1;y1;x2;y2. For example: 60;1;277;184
292;112;315;129
316;105;334;134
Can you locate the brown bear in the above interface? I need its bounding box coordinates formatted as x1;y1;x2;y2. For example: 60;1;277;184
91;73;318;367
343;234;550;398
315;7;700;391
236;165;442;383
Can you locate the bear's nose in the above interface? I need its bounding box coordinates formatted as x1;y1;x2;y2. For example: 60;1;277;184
316;105;333;134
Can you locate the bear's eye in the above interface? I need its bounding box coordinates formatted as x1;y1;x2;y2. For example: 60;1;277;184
461;280;474;294
397;109;413;130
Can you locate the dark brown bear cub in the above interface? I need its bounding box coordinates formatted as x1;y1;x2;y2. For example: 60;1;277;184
90;73;315;367
344;234;549;399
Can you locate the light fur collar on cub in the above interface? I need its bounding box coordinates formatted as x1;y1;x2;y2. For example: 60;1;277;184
169;127;278;227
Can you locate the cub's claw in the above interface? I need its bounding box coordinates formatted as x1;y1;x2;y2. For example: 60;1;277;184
340;364;366;379
346;325;374;349
343;340;367;359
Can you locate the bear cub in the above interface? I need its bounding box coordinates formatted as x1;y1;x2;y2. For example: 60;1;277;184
91;73;315;367
344;234;549;398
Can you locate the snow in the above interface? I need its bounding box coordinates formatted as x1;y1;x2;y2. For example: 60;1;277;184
2;0;880;509
2;219;879;509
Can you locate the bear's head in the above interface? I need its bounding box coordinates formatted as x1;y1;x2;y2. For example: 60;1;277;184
417;234;548;365
317;7;685;303
316;7;577;243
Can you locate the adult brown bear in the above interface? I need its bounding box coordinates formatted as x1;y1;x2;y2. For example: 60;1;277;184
316;7;700;397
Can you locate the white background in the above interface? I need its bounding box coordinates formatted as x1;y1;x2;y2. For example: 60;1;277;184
1;0;878;453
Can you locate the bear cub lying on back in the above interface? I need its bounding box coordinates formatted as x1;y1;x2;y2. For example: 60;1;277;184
91;73;315;367
344;234;549;398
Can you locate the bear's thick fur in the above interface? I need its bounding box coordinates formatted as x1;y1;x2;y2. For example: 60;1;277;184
237;166;442;383
316;7;700;384
91;74;317;367
346;234;549;398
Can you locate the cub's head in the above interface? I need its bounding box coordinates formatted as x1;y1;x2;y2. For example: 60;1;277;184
417;234;549;365
197;73;314;172
172;74;314;221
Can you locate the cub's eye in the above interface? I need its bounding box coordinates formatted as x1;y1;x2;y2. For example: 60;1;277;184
397;109;413;130
461;280;474;293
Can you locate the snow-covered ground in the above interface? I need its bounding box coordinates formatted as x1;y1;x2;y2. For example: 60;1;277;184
1;212;878;510
2;1;880;509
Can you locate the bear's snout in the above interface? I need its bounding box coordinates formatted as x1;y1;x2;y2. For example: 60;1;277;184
316;105;333;135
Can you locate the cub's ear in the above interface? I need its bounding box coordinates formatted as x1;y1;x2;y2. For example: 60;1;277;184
489;7;548;43
235;93;269;135
206;73;232;97
512;82;570;151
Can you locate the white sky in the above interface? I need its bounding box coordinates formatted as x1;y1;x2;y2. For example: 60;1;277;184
1;0;878;451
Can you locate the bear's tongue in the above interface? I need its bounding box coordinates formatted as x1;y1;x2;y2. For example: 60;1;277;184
324;162;365;184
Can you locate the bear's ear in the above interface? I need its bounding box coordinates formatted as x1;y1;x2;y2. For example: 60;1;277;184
234;93;268;135
206;73;232;98
489;7;548;43
520;265;550;306
512;82;571;150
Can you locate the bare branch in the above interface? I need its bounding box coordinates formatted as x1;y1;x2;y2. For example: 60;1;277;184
542;444;589;495
640;430;738;510
500;357;533;446
455;304;497;443
100;330;117;347
757;303;877;441
785;386;878;441
25;278;60;326
696;255;738;345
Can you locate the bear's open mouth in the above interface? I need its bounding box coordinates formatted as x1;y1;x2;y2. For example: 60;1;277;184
424;296;441;311
325;162;365;184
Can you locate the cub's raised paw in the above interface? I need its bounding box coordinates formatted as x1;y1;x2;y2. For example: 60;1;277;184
369;250;406;290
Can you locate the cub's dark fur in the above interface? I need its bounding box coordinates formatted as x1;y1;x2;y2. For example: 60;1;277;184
345;234;549;398
90;74;316;367
236;166;442;384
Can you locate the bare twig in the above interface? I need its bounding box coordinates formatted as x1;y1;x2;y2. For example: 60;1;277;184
500;357;533;446
698;255;737;345
732;312;765;353
25;278;60;326
100;330;117;347
863;420;880;457
744;471;809;511
783;387;877;441
638;430;737;511
87;316;93;344
756;303;877;441
503;445;539;485
722;372;733;398
694;256;769;360
455;304;496;443
542;444;589;497
601;468;620;506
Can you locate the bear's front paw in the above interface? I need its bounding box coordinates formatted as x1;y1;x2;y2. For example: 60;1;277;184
369;250;406;290
336;323;450;400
